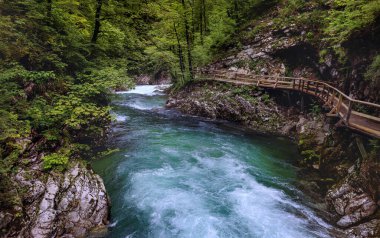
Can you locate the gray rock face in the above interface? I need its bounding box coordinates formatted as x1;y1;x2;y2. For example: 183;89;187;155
1;162;109;238
326;175;377;228
166;81;301;137
346;219;380;238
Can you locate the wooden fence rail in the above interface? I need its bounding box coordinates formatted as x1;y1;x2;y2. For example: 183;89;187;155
195;69;380;139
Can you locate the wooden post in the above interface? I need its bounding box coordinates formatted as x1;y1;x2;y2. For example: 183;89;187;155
329;90;335;107
306;81;310;92
336;94;343;115
346;100;353;124
322;84;326;101
274;77;279;88
292;78;295;89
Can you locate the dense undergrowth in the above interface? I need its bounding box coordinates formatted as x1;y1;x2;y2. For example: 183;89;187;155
0;1;136;210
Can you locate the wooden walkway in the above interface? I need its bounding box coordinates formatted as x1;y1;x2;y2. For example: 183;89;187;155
196;70;380;139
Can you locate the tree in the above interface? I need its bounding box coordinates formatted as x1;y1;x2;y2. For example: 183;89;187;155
92;0;103;43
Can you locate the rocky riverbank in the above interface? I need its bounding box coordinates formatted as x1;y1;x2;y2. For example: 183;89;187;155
0;139;109;238
167;80;380;237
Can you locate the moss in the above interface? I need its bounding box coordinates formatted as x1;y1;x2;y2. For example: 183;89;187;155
261;93;271;104
301;149;321;164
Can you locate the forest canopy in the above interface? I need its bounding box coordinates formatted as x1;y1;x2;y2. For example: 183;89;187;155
1;0;379;208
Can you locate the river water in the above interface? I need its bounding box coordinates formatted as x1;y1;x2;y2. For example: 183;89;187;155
92;85;334;238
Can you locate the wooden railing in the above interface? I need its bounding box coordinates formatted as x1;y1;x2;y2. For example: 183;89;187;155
195;69;380;139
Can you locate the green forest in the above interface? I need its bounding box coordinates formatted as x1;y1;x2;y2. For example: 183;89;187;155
1;0;380;237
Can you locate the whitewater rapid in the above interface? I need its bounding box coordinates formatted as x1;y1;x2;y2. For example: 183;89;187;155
92;85;334;238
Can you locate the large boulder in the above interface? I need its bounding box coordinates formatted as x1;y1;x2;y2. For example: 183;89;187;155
1;162;109;238
326;174;377;228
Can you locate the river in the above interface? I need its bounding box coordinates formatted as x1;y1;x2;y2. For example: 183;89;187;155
92;85;334;238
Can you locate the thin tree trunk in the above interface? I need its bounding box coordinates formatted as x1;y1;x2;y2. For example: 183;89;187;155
181;0;193;79
202;0;206;33
91;0;103;43
190;0;195;42
47;0;52;18
174;23;185;82
199;0;203;44
234;0;239;21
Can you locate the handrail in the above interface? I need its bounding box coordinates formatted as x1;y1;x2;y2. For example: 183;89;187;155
195;69;380;139
198;69;380;109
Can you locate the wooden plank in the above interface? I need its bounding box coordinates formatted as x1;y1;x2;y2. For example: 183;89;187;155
346;100;353;123
349;122;380;139
356;137;368;159
352;111;380;123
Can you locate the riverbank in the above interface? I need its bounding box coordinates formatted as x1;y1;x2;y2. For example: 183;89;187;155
167;80;380;237
0;141;110;238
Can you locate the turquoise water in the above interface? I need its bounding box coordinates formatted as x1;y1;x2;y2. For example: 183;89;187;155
92;86;333;238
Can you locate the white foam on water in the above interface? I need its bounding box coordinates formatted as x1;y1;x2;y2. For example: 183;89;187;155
122;102;154;110
116;85;171;96
126;152;332;238
115;115;128;122
108;220;119;227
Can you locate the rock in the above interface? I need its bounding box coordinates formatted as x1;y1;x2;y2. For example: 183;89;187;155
326;174;377;228
260;68;268;74
0;212;13;230
346;219;380;238
135;75;151;85
243;48;254;56
166;81;292;136
4;162;110;238
229;66;238;72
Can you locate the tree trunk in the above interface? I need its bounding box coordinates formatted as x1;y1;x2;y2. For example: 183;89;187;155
181;0;193;79
47;0;52;18
202;0;206;33
199;0;203;44
91;0;103;43
174;23;185;82
233;0;239;21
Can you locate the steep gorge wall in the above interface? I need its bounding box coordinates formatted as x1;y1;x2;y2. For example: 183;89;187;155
207;2;380;104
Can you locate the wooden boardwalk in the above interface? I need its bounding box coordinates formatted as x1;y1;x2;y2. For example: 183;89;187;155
196;70;380;139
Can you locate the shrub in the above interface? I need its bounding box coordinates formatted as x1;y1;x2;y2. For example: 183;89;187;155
310;102;321;117
365;55;380;88
324;0;380;61
301;149;321;164
261;93;271;104
42;153;69;172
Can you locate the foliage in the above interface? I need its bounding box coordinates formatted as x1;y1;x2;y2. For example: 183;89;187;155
324;0;380;61
301;149;321;164
261;93;271;104
365;55;380;88
0;0;137;211
42;153;69;172
309;102;322;117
